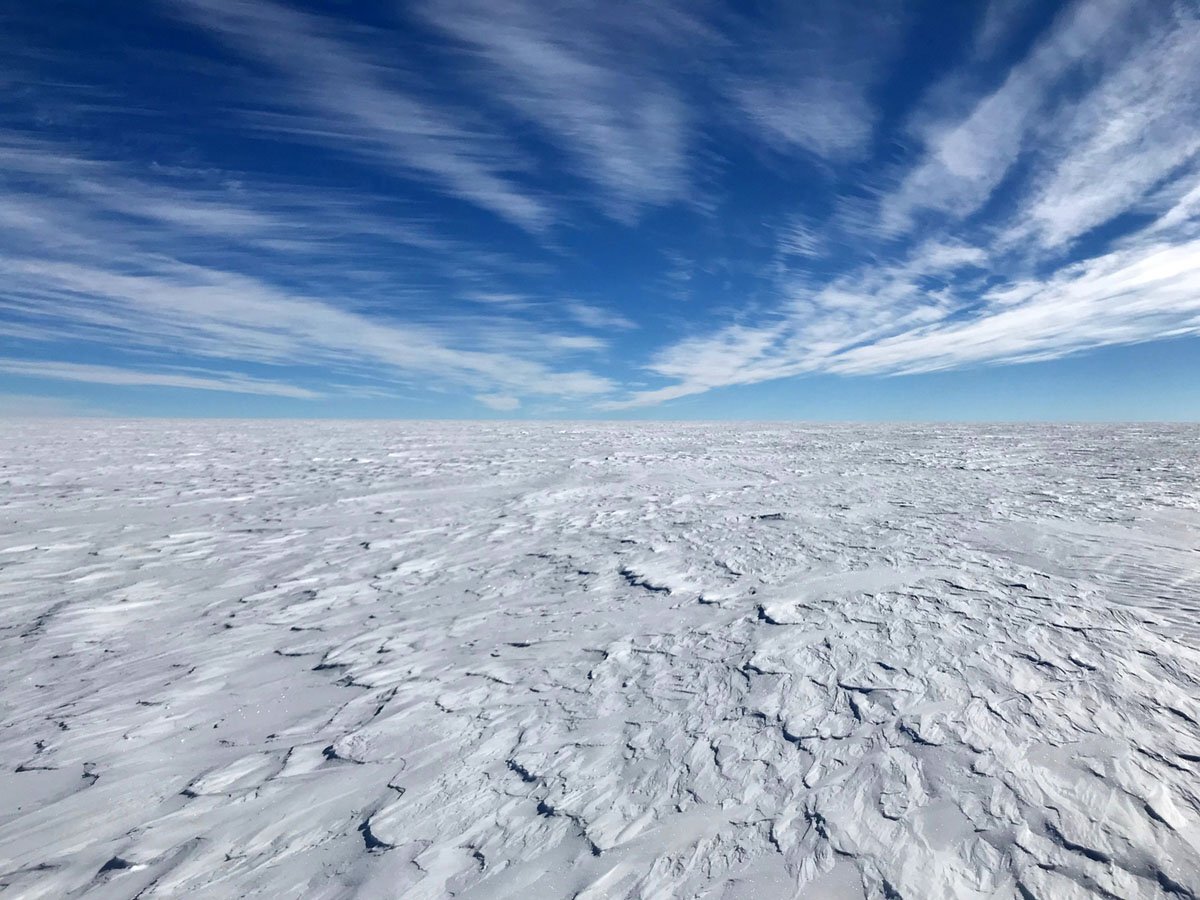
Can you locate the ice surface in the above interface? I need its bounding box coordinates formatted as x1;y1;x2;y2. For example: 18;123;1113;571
1;421;1199;898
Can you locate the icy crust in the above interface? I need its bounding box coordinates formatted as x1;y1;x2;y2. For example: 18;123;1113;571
0;422;1198;899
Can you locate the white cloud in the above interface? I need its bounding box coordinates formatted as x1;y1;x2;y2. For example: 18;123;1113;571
465;292;529;307
0;358;323;398
777;220;826;259
880;0;1139;234
476;393;520;411
830;238;1200;374
1010;13;1200;249
1150;173;1200;235
731;81;874;162
566;301;636;332
419;0;701;220
167;0;551;232
723;0;906;161
971;0;1040;59
0;132;484;263
1;257;616;400
547;335;607;352
605;226;1200;408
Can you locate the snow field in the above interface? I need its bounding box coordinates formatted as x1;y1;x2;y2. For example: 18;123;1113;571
1;422;1199;898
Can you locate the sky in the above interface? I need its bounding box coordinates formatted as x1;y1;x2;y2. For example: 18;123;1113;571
2;0;1199;420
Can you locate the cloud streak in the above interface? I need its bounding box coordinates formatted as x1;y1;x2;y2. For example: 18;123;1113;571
880;0;1140;234
168;0;552;232
722;0;906;161
419;0;705;221
0;358;322;398
2;257;616;399
609;226;1200;408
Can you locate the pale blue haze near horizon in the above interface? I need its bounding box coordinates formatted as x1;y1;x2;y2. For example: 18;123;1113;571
1;0;1198;420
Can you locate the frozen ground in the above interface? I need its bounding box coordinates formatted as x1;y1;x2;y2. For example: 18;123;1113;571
1;421;1199;899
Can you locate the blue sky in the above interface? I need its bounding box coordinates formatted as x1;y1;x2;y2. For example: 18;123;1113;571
2;0;1198;420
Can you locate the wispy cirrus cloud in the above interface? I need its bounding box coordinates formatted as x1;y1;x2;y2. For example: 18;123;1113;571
605;229;1200;408
828;238;1200;375
0;358;322;398
2;256;616;399
722;0;906;161
602;239;981;407
566;301;636;332
475;393;520;411
418;0;707;222
1007;9;1200;250
879;0;1140;235
166;0;552;232
0;133;471;262
970;0;1040;59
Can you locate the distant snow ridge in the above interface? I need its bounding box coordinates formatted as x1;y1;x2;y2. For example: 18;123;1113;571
1;422;1199;899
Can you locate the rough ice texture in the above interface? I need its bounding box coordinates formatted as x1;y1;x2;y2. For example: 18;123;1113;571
1;421;1199;899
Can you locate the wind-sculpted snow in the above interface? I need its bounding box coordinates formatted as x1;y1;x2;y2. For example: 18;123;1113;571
1;423;1199;899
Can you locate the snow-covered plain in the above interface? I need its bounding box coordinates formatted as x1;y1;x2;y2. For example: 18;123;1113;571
1;421;1199;899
